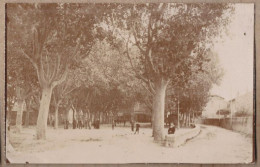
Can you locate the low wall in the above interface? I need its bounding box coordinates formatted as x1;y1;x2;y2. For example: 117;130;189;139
165;125;200;148
198;117;253;135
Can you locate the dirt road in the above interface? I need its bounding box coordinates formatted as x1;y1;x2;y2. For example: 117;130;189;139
7;125;253;164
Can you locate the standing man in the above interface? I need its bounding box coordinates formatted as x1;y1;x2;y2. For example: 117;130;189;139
112;119;115;130
131;120;134;132
134;123;140;134
73;118;76;129
88;118;91;129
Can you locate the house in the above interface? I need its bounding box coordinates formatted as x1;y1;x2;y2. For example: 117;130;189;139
8;101;27;125
132;102;151;122
202;95;228;118
8;100;39;126
228;91;254;116
117;102;151;123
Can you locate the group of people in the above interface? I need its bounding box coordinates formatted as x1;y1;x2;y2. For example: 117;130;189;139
63;117;93;129
62;114;143;134
72;119;84;129
130;120;140;134
62;115;174;135
111;119;140;134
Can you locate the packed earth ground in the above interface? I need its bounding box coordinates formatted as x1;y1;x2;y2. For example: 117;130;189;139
7;124;253;164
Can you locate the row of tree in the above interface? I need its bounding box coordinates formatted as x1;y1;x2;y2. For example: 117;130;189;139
7;3;233;141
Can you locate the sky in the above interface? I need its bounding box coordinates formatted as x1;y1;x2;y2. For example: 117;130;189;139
210;4;254;100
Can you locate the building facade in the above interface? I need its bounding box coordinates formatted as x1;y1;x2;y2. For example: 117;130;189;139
228;91;254;116
202;95;228;118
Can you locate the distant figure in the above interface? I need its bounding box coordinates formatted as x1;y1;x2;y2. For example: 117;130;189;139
87;119;91;129
73;119;77;129
78;119;83;129
51;115;55;127
190;124;196;128
123;120;126;126
84;117;89;129
130;121;134;132
134;123;140;134
112;120;115;130
66;120;69;129
96;119;100;129
64;119;68;129
92;120;100;129
168;124;176;135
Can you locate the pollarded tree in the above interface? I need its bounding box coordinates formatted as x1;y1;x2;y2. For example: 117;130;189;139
113;3;232;141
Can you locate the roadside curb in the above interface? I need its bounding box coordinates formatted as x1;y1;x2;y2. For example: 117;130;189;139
165;124;201;148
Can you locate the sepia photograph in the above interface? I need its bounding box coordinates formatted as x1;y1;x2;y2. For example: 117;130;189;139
5;3;254;164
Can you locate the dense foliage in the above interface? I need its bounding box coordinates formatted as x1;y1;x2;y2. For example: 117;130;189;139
7;3;232;140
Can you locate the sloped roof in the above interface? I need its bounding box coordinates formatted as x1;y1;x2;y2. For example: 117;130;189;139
210;95;225;100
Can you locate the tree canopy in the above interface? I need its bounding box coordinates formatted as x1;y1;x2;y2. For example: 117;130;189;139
7;3;233;140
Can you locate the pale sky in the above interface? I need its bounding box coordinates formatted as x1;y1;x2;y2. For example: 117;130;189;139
210;4;254;100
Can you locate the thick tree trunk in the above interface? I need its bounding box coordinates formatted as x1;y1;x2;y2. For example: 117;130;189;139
152;109;155;137
72;108;75;120
54;102;60;129
25;110;30;127
25;99;31;127
185;113;188;127
15;100;24;133
184;113;187;127
152;79;168;142
188;112;191;126
192;112;195;123
185;113;187;126
181;113;184;127
54;101;61;129
36;87;53;139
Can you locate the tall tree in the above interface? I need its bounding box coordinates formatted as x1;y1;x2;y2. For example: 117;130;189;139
7;40;39;132
110;3;232;141
51;72;77;129
7;4;101;139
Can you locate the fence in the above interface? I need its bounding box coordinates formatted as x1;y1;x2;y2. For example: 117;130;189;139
197;117;253;135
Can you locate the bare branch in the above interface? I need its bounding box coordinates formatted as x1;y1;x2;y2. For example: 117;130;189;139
39;54;48;86
45;54;51;80
146;48;158;74
20;49;37;70
125;34;149;85
141;82;155;96
72;36;82;60
79;42;94;60
63;86;77;97
49;54;61;83
147;79;155;94
144;98;153;112
51;66;68;88
53;90;57;106
132;27;146;55
147;12;153;47
132;15;157;76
